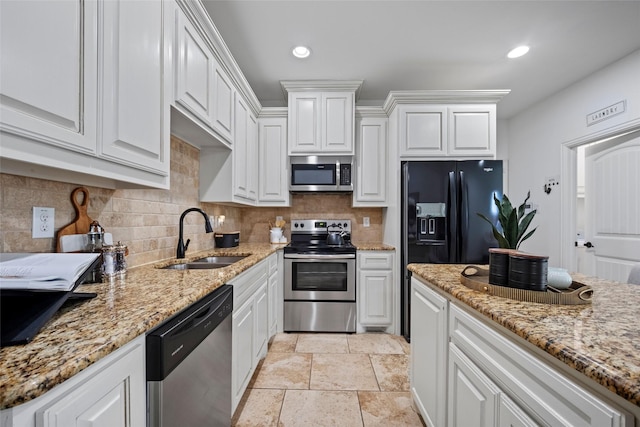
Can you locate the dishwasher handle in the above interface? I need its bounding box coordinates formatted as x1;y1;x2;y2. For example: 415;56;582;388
146;285;233;381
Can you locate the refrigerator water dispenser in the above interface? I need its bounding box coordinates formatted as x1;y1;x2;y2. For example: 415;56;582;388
416;203;446;242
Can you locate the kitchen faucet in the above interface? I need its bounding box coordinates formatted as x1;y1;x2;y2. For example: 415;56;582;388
177;208;213;259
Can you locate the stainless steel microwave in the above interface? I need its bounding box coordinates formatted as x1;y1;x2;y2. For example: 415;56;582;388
289;156;353;192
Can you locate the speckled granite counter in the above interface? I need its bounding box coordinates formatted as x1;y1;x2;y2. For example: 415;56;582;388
353;242;395;251
408;263;640;408
0;243;280;409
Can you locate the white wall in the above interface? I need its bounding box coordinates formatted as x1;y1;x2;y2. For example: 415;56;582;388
507;49;640;266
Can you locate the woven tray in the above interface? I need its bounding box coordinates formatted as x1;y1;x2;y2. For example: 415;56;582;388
460;266;593;305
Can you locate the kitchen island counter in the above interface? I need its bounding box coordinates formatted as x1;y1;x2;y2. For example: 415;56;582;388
408;263;640;410
0;243;280;409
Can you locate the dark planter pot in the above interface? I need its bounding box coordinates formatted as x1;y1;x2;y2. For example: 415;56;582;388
488;248;519;286
508;253;549;292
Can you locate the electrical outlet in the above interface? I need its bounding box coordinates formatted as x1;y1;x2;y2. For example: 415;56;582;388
33;207;55;238
363;217;370;227
276;216;283;222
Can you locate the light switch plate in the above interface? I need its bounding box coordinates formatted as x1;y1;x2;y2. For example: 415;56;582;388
363;217;370;227
32;207;55;238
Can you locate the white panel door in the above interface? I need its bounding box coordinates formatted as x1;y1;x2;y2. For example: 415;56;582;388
584;130;640;282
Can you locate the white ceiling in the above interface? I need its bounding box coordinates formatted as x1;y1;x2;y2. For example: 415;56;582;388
201;1;640;119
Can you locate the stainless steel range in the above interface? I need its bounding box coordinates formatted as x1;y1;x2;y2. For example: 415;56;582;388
284;219;356;333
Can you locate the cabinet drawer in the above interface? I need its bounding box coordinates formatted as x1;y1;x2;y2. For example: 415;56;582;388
229;258;268;308
449;304;629;427
357;252;393;270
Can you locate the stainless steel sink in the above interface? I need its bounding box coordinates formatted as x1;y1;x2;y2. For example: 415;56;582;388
160;255;248;270
191;256;248;264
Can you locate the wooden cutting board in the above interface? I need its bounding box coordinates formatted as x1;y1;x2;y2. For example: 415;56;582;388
55;187;93;252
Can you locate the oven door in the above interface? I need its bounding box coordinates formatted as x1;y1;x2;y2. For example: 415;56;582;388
284;254;356;301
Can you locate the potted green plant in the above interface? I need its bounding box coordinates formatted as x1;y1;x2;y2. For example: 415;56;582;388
478;191;537;249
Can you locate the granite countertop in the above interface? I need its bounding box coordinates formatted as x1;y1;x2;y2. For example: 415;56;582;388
353;242;395;251
0;243;280;410
408;263;640;407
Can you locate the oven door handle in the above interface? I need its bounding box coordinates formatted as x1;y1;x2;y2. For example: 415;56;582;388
284;253;356;260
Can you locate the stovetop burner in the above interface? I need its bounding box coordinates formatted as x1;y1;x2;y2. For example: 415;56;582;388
285;219;356;255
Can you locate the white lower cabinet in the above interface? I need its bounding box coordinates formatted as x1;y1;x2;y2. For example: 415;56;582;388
358;252;394;329
0;336;145;427
410;276;632;427
410;277;448;427
267;252;281;337
230;256;276;413
448;343;500;427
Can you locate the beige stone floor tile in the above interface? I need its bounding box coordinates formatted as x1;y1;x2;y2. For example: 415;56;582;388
295;333;349;353
232;388;284;427
358;391;425;427
279;390;364;427
310;353;379;391
252;352;312;389
389;334;412;354
370;354;410;392
269;333;298;353
347;333;405;354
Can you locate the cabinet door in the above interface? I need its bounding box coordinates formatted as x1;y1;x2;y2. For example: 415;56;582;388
411;277;448;427
448;343;499;427
233;96;249;199
258;117;290;205
232;298;255;411
399;105;447;157
175;8;214;126
448;105;495;156
355;117;387;205
359;269;393;326
268;269;279;337
254;282;269;363
247;112;259;201
288;92;321;153
498;394;539;427
212;66;234;143
322;92;354;153
100;0;169;175
37;337;145;427
0;0;97;152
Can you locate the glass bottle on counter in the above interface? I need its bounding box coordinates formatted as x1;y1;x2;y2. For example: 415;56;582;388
115;241;128;278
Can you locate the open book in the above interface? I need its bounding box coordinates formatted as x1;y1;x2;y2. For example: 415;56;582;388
0;253;100;292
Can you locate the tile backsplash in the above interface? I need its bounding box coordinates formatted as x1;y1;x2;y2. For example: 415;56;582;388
0;137;383;267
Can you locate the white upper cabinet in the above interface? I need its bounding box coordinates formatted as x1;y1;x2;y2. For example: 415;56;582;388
99;0;170;176
0;0;170;188
398;105;448;156
398;104;496;158
258;113;290;206
0;0;98;153
354;114;388;206
173;5;235;147
448;104;496;156
386;91;509;159
282;81;362;155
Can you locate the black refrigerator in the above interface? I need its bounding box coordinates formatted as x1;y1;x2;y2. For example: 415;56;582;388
401;160;503;341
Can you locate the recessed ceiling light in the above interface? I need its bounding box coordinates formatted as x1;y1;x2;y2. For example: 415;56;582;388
507;45;530;59
292;46;311;59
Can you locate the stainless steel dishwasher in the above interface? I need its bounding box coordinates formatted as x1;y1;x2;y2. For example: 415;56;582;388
146;285;233;427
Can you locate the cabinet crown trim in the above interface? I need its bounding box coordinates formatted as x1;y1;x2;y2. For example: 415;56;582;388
383;90;511;114
280;80;364;101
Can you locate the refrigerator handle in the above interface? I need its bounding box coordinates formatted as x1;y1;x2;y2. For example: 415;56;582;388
448;171;457;261
459;170;468;262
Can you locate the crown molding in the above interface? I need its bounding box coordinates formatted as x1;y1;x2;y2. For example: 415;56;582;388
280;80;364;102
382;90;511;115
355;106;387;119
258;107;288;119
